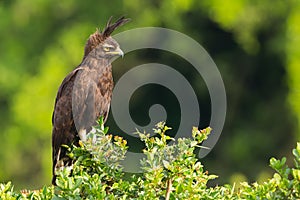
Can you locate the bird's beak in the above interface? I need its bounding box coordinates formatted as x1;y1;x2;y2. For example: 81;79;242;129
110;47;124;58
118;48;124;58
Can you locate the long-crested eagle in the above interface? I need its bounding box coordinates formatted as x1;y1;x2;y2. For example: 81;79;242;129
52;17;130;184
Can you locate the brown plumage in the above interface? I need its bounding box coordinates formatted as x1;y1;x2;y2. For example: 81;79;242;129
52;17;130;184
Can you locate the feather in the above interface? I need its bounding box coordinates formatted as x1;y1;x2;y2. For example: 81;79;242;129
83;16;130;60
52;16;128;185
102;16;131;39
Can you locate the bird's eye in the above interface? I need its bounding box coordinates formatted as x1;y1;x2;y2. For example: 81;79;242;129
103;44;114;52
103;47;110;52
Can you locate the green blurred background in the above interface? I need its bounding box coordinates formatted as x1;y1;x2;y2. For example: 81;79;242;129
0;0;300;189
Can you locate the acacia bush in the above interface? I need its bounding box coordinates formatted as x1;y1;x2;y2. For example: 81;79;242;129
1;120;299;199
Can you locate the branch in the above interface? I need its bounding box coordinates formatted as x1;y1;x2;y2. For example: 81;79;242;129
165;179;172;200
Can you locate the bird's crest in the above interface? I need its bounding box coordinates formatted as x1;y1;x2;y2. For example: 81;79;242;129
83;16;130;59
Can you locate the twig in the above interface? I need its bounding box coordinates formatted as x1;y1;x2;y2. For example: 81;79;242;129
165;179;172;200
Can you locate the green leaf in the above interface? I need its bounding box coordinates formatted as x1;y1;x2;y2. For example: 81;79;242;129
104;126;109;134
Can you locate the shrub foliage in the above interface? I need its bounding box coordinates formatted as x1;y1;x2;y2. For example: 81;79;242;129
1;120;300;199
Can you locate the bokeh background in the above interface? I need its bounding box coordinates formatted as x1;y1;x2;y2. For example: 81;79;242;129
0;0;300;190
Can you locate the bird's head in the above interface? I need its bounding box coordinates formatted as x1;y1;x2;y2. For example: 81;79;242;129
95;37;124;59
83;16;130;60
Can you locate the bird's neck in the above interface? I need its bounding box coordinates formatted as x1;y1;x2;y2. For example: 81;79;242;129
81;57;111;72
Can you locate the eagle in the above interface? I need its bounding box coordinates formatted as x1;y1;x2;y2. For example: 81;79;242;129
51;17;130;184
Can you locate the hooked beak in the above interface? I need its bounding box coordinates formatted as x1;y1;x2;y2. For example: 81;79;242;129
109;46;124;58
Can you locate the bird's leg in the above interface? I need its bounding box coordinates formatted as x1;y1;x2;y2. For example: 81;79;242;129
78;128;87;142
79;128;97;144
54;148;64;174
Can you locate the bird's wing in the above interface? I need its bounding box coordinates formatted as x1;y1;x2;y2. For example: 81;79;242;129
52;67;83;124
71;68;99;138
52;67;83;174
